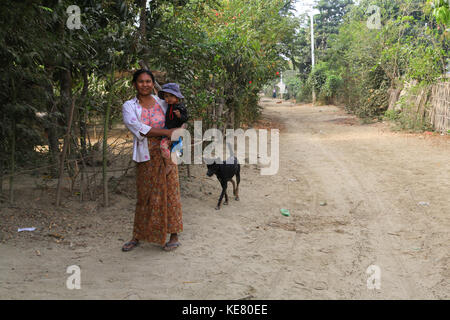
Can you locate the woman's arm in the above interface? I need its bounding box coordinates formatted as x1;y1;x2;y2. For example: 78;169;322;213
141;127;176;138
122;101;151;140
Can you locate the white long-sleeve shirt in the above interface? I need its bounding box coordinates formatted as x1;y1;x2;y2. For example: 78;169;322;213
122;95;168;162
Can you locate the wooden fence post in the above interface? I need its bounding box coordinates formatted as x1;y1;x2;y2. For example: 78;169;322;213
56;99;76;206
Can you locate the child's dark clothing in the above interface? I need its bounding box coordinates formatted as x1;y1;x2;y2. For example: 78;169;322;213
158;83;188;162
165;102;188;129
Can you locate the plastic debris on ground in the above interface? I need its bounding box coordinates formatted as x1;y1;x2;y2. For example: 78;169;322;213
18;227;36;232
418;202;430;207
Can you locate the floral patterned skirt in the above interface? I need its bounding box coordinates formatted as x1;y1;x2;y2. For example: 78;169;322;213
133;137;183;245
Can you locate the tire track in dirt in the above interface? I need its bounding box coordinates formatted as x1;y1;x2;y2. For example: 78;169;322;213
309;140;420;299
258;104;373;299
2;99;447;299
330;144;447;299
259;101;444;299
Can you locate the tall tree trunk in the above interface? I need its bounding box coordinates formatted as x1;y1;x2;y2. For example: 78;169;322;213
45;79;60;177
233;103;241;129
139;0;147;41
9;78;17;203
9;119;16;204
47;117;60;177
79;68;89;160
60;67;78;180
138;0;150;59
0;157;3;195
0;113;5;195
56;99;76;207
61;69;73;127
60;68;74;160
218;97;225;133
103;58;115;207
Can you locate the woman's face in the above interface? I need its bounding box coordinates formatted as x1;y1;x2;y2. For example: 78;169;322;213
134;73;154;96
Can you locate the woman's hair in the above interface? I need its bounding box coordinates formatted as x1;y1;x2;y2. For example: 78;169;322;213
132;69;155;84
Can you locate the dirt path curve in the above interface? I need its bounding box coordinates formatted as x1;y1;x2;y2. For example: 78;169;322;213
1;99;449;299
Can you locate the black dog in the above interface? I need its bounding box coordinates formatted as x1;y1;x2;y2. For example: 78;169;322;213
206;157;240;210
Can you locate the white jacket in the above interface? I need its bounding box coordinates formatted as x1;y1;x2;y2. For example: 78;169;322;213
122;95;168;162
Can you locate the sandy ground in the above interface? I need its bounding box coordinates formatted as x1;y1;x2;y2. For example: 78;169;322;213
0;99;449;300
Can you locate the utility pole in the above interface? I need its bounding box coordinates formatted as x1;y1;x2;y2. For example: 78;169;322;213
310;12;316;104
297;1;319;105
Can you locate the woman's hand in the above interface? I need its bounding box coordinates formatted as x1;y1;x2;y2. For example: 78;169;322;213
174;110;181;118
141;128;177;138
167;128;177;138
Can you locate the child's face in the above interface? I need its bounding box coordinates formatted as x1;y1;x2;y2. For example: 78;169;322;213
163;92;179;105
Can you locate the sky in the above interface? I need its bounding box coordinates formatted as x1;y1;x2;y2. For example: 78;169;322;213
294;0;320;16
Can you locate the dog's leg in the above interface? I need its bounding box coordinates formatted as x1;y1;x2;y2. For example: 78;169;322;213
230;179;236;196
223;180;229;206
224;191;229;205
216;181;227;210
235;169;240;201
216;189;226;210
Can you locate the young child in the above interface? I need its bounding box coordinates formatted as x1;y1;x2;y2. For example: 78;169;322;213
158;83;189;160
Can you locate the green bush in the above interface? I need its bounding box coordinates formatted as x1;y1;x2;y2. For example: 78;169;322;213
308;62;328;94
384;109;400;121
320;74;343;104
285;77;302;99
296;80;313;103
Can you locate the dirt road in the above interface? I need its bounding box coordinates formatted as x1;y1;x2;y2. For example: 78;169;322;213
1;99;449;299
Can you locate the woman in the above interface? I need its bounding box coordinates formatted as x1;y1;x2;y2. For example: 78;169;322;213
121;69;183;252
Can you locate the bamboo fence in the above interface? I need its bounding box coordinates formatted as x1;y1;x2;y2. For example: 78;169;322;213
389;78;449;132
429;81;450;133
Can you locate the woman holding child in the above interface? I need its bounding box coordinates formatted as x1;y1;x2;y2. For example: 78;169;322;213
121;69;187;252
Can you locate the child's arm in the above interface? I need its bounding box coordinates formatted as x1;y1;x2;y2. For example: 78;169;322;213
177;103;189;123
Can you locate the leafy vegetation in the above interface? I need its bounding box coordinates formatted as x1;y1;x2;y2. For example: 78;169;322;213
1;0;448;201
290;0;448;119
0;0;299;194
